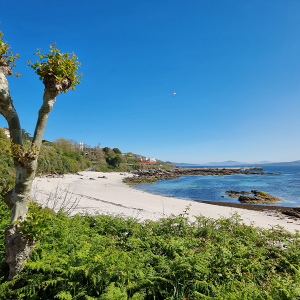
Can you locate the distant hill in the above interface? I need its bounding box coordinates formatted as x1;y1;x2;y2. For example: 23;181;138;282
173;160;300;167
202;160;252;167
173;160;255;167
262;160;300;166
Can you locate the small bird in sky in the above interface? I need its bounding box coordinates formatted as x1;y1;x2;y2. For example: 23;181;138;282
173;91;176;97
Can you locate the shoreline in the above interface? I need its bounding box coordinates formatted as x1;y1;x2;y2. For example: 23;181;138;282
32;171;300;233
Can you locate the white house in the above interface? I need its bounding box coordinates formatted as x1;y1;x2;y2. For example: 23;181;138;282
146;157;156;162
0;128;10;138
135;155;143;161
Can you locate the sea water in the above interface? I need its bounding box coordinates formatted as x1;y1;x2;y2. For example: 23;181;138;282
134;165;300;207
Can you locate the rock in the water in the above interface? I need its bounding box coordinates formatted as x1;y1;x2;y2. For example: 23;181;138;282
239;192;283;204
226;194;240;198
225;190;251;195
238;196;263;203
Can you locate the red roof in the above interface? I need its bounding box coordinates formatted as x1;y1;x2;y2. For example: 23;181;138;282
137;162;156;164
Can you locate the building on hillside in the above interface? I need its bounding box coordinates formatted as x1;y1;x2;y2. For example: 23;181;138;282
146;157;156;162
0;128;10;138
135;155;142;161
79;141;83;151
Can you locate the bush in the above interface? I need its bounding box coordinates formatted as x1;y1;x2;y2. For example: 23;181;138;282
105;153;122;167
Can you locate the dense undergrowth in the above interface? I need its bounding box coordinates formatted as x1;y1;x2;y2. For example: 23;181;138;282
1;198;300;299
37;144;91;175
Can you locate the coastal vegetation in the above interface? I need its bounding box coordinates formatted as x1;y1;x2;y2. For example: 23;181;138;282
1;199;300;299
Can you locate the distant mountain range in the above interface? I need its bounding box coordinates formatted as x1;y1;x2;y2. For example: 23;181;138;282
172;160;300;167
172;160;260;167
265;160;300;166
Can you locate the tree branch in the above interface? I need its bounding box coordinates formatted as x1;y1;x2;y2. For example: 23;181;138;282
0;72;23;146
32;91;56;150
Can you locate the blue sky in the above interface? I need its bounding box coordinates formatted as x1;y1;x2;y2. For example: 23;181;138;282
1;0;300;163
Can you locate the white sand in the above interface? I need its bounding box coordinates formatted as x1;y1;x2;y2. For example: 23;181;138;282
32;171;300;233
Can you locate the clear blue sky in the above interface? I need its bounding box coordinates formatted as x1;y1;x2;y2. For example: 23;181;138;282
1;0;300;164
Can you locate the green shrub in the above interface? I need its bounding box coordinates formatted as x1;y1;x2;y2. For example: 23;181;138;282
113;148;122;154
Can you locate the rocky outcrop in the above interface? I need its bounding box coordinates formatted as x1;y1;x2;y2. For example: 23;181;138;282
238;196;265;203
225;190;251;194
123;168;279;185
226;194;240;198
123;169;179;184
238;190;283;204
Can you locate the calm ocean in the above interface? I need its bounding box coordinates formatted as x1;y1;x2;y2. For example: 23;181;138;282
134;165;300;207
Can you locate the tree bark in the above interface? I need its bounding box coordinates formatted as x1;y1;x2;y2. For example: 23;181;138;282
0;70;57;280
32;91;56;150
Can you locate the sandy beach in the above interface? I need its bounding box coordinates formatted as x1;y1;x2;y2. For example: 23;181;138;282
32;171;300;233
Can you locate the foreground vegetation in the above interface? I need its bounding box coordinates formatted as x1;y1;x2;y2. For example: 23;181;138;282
1;196;300;299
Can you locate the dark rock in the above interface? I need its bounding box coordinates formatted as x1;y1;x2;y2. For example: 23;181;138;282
226;194;240;198
239;196;263;203
239;192;283;204
225;190;251;194
282;208;300;219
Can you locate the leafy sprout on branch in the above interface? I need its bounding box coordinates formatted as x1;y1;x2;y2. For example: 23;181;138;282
0;29;20;77
27;42;82;93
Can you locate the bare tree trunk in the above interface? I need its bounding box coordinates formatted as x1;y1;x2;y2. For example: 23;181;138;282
0;70;57;280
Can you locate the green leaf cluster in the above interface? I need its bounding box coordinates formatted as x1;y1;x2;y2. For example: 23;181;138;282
27;43;82;92
0;29;20;76
15;202;55;240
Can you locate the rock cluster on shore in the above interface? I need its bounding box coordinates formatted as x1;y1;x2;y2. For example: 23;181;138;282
123;168;277;185
225;190;283;204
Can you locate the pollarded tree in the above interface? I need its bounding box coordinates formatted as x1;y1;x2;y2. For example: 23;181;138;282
0;30;82;280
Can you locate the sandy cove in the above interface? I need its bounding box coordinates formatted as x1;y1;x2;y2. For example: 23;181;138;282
32;171;300;233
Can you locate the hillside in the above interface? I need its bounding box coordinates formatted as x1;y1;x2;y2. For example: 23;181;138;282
0;130;174;194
